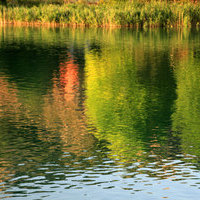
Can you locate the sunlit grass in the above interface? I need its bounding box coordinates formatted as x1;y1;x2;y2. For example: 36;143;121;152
0;1;200;27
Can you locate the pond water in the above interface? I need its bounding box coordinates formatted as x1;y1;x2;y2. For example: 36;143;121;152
0;26;200;200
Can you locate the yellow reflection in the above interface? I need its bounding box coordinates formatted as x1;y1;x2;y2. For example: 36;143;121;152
172;51;200;158
85;39;147;163
84;29;182;170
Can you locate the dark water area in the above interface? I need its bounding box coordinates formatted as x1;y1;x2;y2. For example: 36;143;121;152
0;26;200;200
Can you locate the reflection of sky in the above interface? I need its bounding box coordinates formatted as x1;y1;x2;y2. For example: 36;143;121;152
4;162;200;200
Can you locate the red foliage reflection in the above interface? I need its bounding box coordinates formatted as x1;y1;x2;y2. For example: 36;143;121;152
59;54;79;102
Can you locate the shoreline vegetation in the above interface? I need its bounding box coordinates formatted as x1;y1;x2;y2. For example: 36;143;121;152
1;1;200;28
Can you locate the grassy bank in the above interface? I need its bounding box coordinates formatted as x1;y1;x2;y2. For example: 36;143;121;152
1;1;200;27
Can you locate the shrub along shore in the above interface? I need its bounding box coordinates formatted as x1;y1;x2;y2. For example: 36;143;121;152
1;1;200;28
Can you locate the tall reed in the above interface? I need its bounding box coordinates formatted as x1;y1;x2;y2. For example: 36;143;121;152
0;1;200;27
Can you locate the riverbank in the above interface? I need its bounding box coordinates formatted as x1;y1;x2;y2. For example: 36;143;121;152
1;1;200;28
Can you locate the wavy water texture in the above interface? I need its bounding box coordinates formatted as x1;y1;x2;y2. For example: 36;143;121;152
0;26;200;199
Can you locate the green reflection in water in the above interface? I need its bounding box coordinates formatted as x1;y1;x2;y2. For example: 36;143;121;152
0;26;200;192
172;48;200;161
84;30;178;163
85;43;146;162
0;26;98;188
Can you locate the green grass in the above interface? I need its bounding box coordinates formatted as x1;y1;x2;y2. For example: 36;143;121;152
1;1;200;27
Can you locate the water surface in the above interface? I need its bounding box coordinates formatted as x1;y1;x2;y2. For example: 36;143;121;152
0;26;200;200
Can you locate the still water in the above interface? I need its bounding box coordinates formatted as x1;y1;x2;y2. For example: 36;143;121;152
0;26;200;199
